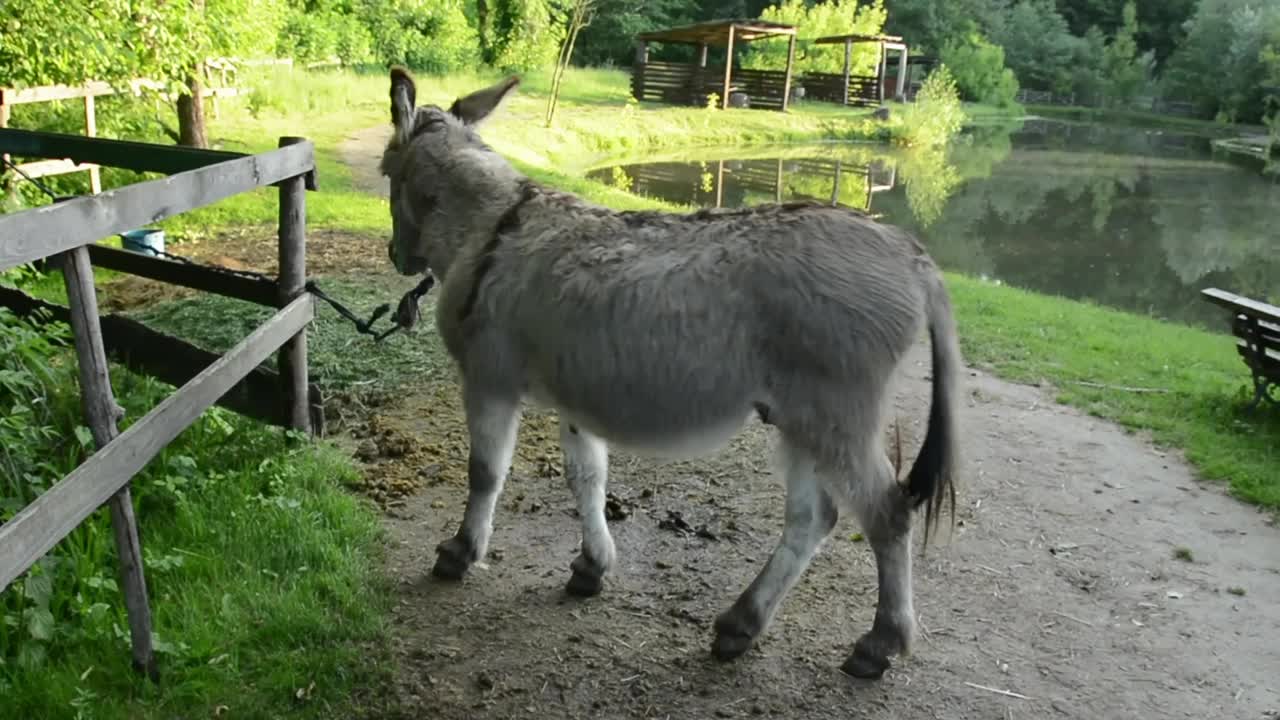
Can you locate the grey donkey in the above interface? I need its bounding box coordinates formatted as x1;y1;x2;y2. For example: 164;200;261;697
379;68;962;679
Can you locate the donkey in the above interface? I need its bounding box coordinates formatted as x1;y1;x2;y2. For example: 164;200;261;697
379;68;962;679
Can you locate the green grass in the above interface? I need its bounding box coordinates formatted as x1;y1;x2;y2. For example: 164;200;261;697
0;311;390;719
133;274;457;404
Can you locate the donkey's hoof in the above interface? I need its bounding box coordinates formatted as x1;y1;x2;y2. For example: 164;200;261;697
711;611;758;661
840;648;891;680
565;570;603;597
565;553;606;597
711;630;755;661
431;537;473;581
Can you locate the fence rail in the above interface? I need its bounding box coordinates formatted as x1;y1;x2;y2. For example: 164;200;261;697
0;127;318;678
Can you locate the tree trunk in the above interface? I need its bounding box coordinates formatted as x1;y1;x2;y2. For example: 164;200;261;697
177;66;208;149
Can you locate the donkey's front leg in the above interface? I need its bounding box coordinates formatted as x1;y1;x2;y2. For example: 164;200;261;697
432;388;521;581
560;420;616;597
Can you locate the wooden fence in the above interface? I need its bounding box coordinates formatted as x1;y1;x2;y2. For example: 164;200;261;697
0;127;319;677
630;61;792;110
800;71;882;106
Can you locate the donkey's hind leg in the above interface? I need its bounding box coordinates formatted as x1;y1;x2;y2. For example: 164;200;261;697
842;452;915;679
712;440;838;660
559;420;617;597
432;387;521;581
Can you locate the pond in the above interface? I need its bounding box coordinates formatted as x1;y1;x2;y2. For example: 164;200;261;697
585;118;1280;330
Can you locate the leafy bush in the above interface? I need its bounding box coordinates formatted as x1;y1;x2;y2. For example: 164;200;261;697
939;32;1019;107
364;0;481;72
901;65;966;147
276;10;375;65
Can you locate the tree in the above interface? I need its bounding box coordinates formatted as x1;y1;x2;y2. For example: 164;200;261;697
988;0;1078;92
746;0;888;75
546;0;597;126
1166;0;1280;123
939;32;1019;106
1099;1;1153;106
572;0;689;67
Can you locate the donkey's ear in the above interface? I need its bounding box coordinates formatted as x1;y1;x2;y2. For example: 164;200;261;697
448;76;520;126
390;66;417;140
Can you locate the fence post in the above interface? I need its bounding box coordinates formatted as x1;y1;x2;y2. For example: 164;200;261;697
276;136;312;435
58;245;158;680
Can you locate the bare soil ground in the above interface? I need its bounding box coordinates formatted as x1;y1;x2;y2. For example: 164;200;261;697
341;127;1279;718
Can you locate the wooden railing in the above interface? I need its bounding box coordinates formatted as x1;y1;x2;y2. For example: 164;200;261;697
0;128;318;677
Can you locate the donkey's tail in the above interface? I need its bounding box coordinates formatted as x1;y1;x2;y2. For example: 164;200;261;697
904;269;961;547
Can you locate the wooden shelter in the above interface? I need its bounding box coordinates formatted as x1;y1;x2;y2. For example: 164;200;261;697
631;20;798;111
803;34;909;106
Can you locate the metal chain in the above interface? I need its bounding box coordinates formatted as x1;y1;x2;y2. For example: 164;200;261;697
2;155;62;202
145;245;435;342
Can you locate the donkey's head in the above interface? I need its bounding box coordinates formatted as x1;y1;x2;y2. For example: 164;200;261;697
381;67;522;278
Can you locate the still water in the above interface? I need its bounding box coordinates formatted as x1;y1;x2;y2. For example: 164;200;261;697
585;118;1279;329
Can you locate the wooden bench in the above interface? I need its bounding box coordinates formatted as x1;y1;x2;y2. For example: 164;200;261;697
1201;288;1280;409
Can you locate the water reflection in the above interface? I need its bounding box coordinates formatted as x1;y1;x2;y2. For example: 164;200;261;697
586;120;1279;329
605;155;899;215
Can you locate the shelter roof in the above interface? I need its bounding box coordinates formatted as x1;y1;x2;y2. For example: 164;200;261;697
813;34;905;46
637;19;797;46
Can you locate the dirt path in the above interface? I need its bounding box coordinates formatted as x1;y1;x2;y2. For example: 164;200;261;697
340;127;1280;720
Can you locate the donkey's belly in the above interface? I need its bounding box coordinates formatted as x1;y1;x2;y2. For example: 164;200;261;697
527;380;758;460
573;410;754;459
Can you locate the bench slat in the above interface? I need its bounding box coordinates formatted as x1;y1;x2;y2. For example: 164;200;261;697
1201;287;1280;325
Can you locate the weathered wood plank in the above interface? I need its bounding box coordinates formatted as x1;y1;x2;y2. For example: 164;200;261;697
0;294;314;593
0;140;315;272
1202;288;1280;325
0;284;324;430
0;127;244;175
276;137;312;435
56;246;157;679
10;158;100;179
85;244;279;306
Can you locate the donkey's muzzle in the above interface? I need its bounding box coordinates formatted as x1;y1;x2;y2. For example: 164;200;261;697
388;239;428;276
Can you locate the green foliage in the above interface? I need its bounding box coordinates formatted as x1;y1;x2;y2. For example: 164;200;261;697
475;0;567;71
901;66;966;146
939;32;1020;106
572;0;689;67
0;306;389;717
989;0;1079;93
1099;1;1155;107
1166;0;1280;123
746;0;888;75
276;8;375;64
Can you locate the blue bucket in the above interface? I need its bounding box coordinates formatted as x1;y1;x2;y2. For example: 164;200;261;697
120;228;165;256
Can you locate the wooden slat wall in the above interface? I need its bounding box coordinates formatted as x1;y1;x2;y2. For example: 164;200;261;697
631;62;790;109
799;72;880;106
